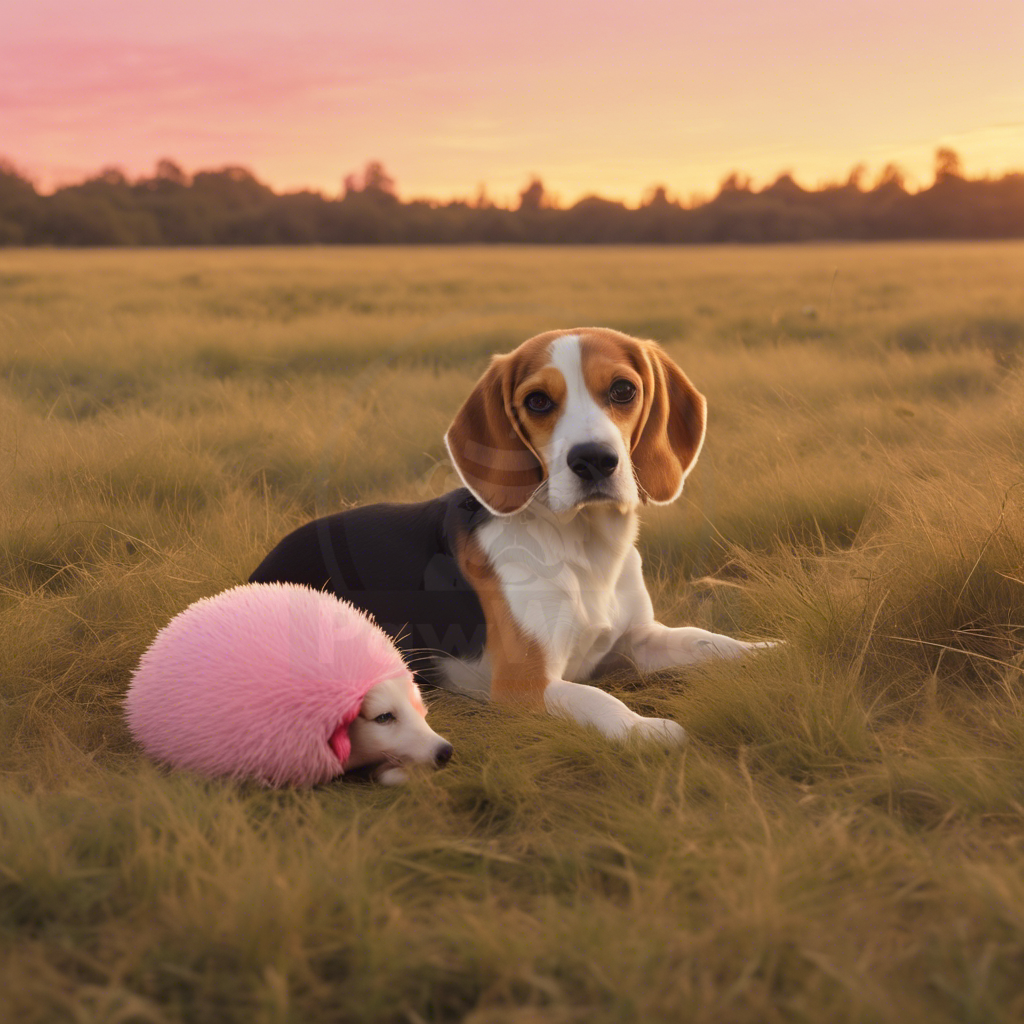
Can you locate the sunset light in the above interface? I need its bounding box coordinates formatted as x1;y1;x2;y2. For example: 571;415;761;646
6;1;1024;1017
5;0;1022;202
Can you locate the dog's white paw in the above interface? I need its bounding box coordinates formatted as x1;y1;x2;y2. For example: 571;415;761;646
630;716;688;748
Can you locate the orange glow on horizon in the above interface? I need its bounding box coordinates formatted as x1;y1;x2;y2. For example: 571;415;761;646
4;0;1022;206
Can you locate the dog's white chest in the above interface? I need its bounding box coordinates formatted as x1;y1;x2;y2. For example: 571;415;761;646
473;505;636;681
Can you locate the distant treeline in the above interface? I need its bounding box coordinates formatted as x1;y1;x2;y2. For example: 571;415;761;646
2;149;1023;245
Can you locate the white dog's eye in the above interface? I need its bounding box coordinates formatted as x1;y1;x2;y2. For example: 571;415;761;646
609;379;637;404
374;712;395;724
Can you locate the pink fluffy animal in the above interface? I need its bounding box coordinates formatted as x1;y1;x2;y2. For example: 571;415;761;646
125;582;452;787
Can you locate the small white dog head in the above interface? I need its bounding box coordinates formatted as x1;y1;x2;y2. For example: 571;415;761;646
445;328;706;516
342;675;453;785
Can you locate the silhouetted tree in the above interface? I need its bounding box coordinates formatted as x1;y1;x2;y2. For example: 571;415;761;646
2;151;1024;246
344;161;397;202
193;166;271;201
364;161;395;196
472;183;494;209
763;172;804;197
718;172;752;194
935;147;964;183
0;158;39;244
97;166;129;187
875;162;907;190
518;177;549;211
641;185;674;208
846;164;868;190
155;158;189;186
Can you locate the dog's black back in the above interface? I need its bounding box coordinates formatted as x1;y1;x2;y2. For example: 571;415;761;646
249;489;490;677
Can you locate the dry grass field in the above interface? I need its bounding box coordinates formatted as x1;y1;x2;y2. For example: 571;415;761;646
2;243;1024;1023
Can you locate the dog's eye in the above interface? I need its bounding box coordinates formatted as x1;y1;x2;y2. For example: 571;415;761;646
524;391;554;414
609;379;637;404
374;712;395;724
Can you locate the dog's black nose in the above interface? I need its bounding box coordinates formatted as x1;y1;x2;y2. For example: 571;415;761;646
567;443;619;480
434;742;453;767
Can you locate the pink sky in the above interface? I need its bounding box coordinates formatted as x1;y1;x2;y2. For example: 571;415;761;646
4;0;1022;204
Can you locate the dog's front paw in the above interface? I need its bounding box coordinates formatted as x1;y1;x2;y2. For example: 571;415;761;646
630;716;687;748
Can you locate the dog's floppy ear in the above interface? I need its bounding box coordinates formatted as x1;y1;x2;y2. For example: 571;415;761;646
631;343;707;505
445;355;544;515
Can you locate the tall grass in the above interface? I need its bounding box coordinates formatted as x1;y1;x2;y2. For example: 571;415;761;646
2;243;1024;1022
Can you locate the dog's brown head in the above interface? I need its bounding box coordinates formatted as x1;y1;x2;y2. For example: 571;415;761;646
445;328;706;515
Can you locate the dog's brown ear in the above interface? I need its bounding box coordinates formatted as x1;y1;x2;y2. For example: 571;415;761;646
631;343;706;505
445;355;544;515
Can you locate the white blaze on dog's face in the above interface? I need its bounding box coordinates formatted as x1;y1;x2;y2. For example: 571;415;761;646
539;333;642;514
445;328;708;516
344;675;452;785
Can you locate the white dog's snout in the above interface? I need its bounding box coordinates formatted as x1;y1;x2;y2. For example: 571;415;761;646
345;675;453;782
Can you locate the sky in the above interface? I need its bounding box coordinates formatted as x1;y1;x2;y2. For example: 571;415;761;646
3;0;1022;205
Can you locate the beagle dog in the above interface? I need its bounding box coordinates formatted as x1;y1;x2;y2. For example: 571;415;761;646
250;328;770;745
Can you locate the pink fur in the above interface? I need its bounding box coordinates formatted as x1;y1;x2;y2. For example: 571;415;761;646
125;582;411;787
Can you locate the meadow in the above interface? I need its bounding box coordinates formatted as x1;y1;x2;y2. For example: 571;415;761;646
2;242;1024;1023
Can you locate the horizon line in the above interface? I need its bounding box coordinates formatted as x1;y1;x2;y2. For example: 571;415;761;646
6;147;1024;207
